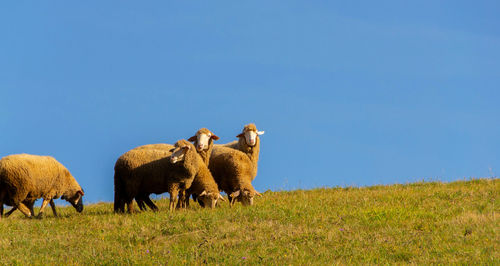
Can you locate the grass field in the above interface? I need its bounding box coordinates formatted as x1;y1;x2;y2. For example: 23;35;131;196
0;178;498;264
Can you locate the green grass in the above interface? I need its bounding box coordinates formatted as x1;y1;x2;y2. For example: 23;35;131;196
0;178;498;264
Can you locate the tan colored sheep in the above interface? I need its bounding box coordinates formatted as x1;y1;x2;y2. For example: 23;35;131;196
113;139;219;213
0;154;84;219
209;124;264;205
127;128;221;210
219;123;264;182
209;146;261;206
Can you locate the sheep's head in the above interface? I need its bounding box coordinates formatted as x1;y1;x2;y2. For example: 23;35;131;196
169;140;193;163
197;190;225;208
237;123;264;147
230;189;262;206
188;128;219;152
62;189;84;213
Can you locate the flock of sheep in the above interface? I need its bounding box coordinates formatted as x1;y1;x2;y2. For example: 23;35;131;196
0;123;264;219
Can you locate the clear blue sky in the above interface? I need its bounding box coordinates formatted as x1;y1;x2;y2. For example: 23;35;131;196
1;1;499;203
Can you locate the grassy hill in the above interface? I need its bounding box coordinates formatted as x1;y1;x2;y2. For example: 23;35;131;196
0;178;498;264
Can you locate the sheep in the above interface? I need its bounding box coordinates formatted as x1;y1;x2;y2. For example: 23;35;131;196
0;154;84;219
128;128;221;210
209;123;265;206
184;128;221;207
113;139;221;213
209;146;261;206
219;123;264;182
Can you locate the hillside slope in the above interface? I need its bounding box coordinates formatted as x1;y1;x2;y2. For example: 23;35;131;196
0;178;498;264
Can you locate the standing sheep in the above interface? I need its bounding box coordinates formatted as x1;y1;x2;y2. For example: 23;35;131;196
129;128;222;210
0;154;84;219
209;123;265;206
113;139;220;213
184;128;222;207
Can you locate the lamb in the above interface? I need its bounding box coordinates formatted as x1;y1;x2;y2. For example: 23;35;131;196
113;139;222;213
0;154;84;219
209;123;265;206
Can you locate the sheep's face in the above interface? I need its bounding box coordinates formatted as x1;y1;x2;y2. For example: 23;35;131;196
62;190;84;213
197;190;225;208
237;125;264;147
188;128;219;152
170;143;191;163
230;189;262;206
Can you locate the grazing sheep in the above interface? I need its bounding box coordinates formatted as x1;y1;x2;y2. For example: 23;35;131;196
209;123;264;206
177;158;224;209
114;139;216;213
0;154;84;219
209;146;261;206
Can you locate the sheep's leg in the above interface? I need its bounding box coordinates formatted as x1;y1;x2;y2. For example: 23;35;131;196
143;197;158;212
176;190;187;209
126;199;135;214
184;193;191;208
28;201;35;216
49;200;57;217
16;202;33;218
135;197;147;211
228;195;235;207
169;190;179;212
36;198;50;218
0;190;4;219
4;207;17;217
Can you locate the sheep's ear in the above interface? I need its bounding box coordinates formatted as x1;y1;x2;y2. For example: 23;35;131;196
218;194;226;201
199;190;207;196
236;133;244;138
188;135;197;142
211;135;220;140
169;148;175;152
183;145;191;151
230;190;240;198
255;191;262;197
257;131;265;136
77;190;84;196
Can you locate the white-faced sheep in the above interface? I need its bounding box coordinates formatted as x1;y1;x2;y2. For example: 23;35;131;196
113;139;221;213
0;154;84;219
209;123;265;206
219;123;264;182
183;128;222;207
